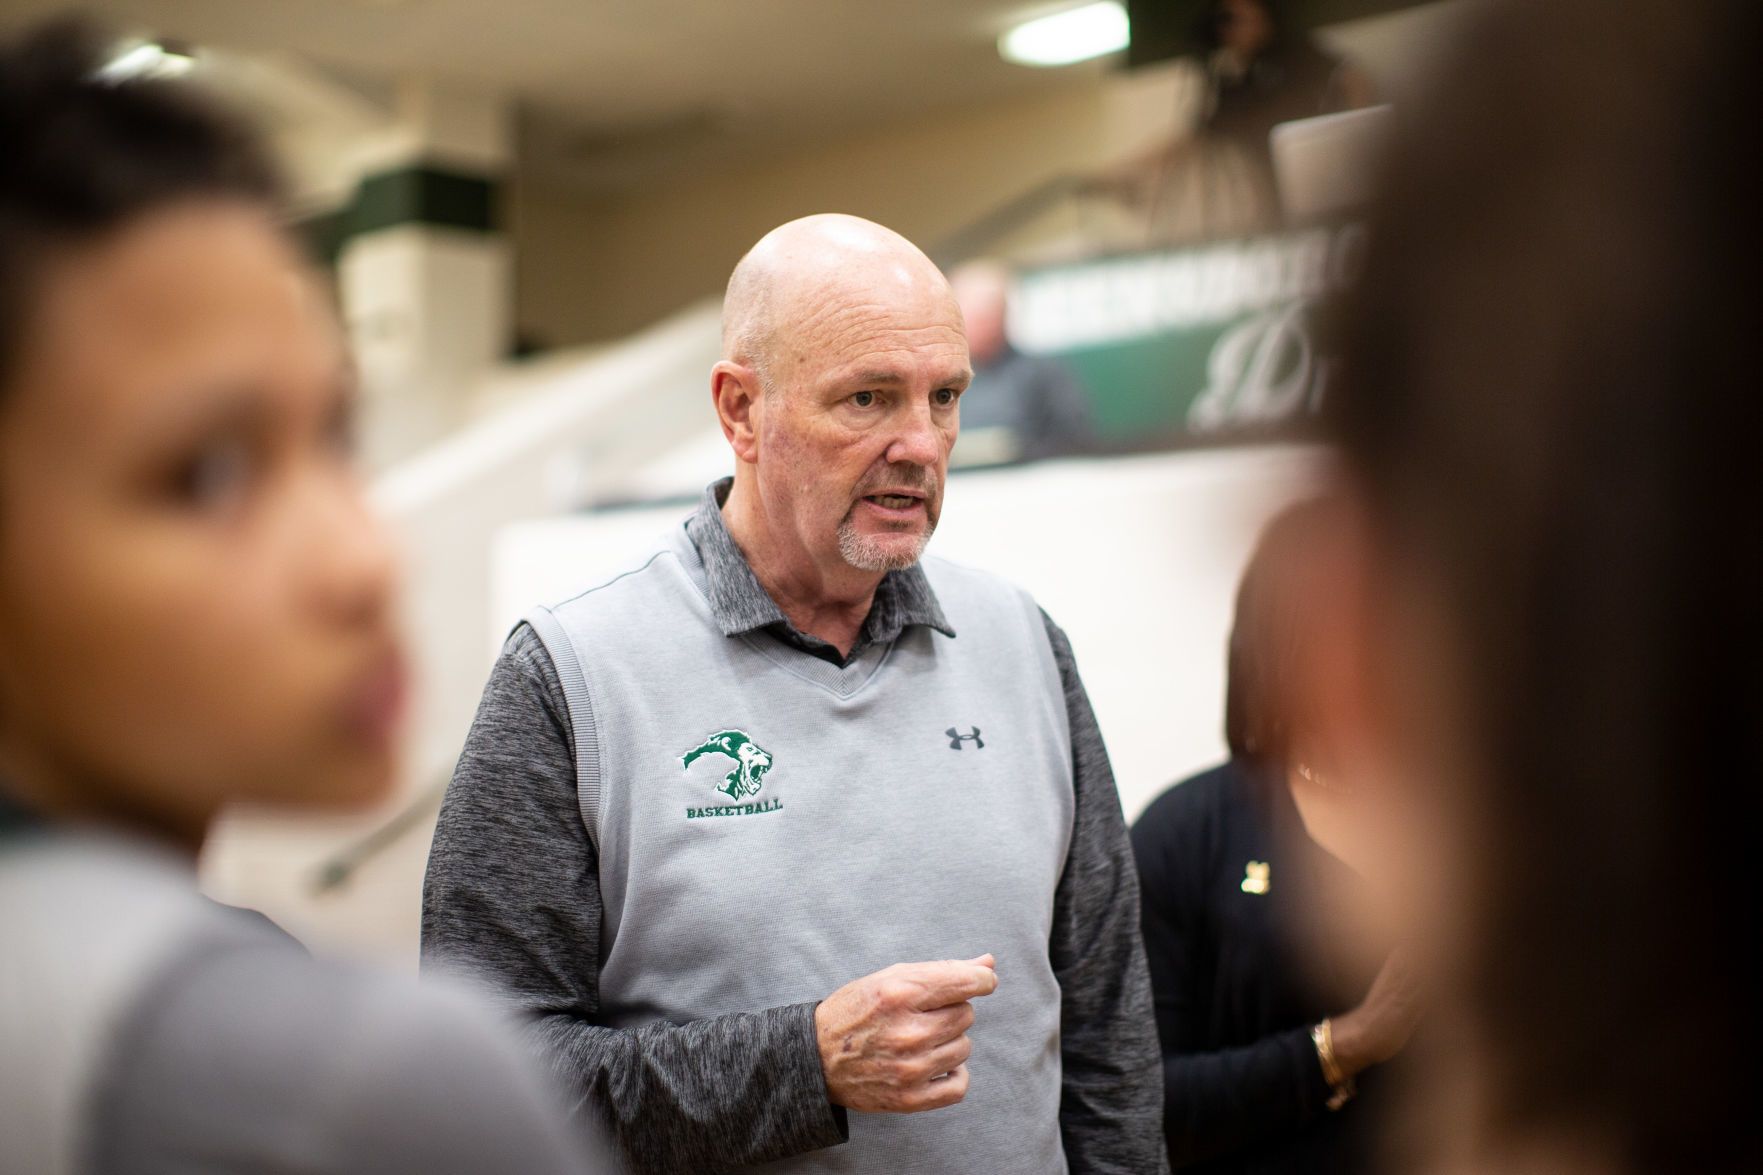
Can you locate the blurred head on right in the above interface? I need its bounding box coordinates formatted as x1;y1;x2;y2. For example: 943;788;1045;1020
1302;0;1762;1171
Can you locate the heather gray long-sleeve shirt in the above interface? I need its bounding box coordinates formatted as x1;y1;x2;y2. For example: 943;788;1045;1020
421;480;1166;1175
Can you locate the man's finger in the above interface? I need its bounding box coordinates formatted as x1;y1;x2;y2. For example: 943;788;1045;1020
913;1000;976;1048
903;960;999;1010
906;1063;971;1112
917;1034;974;1082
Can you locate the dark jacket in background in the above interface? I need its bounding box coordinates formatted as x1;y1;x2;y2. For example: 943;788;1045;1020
953;345;1093;465
1132;758;1386;1174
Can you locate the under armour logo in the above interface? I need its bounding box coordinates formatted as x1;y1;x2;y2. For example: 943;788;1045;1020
946;727;984;750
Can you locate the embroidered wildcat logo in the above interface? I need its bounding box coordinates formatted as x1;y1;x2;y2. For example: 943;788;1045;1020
681;730;774;801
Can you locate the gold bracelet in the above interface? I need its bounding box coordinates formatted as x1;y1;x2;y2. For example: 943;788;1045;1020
1311;1020;1357;1110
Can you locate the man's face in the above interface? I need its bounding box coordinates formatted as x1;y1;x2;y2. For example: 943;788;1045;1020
754;278;970;574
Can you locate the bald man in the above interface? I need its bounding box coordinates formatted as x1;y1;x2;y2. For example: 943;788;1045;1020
948;261;1093;466
422;215;1166;1175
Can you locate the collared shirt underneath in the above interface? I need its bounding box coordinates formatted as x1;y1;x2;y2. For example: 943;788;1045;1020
684;478;955;668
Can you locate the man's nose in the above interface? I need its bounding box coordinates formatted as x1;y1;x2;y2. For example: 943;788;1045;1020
886;400;943;468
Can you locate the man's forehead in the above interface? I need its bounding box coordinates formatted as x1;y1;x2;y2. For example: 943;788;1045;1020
788;287;962;349
800;314;970;387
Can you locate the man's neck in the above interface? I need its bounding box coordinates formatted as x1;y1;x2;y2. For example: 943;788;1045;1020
721;477;882;657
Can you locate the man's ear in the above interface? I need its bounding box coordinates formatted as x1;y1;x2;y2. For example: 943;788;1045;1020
711;360;763;464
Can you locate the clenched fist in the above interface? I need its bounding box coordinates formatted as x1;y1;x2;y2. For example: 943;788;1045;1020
814;955;998;1114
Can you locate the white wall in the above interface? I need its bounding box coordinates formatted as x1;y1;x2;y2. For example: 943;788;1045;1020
492;444;1322;822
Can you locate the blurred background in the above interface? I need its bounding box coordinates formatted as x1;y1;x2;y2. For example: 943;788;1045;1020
0;0;1476;964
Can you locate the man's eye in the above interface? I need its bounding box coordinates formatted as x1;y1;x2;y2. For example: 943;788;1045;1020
852;390;876;408
934;388;959;406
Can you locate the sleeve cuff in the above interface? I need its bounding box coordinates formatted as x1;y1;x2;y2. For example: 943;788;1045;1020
786;1000;849;1146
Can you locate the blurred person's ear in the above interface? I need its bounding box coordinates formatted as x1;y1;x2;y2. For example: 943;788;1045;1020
710;360;764;464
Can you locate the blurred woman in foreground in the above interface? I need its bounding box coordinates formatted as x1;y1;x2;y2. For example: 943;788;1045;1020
0;22;598;1174
1133;500;1420;1173
1308;0;1762;1171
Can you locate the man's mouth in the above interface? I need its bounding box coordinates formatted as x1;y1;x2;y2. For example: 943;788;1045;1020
864;493;923;510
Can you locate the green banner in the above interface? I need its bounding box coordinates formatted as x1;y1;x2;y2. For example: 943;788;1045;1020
1010;223;1364;444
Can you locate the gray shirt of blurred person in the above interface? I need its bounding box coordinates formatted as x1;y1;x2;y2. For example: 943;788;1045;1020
1;799;601;1175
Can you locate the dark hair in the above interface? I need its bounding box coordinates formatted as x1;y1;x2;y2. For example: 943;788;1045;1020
1224;496;1329;763
1328;0;1761;1170
0;18;283;396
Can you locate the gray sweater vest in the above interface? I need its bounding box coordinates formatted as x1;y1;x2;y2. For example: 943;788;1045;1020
526;524;1076;1174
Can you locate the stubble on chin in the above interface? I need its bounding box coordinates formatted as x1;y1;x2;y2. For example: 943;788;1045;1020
835;514;934;572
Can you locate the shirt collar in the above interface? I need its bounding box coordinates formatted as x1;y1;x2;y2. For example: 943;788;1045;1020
685;477;954;645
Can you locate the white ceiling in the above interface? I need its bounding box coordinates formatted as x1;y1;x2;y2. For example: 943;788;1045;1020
0;0;1112;191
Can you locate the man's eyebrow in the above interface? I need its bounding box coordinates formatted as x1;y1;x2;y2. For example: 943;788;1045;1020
850;369;910;387
847;368;974;388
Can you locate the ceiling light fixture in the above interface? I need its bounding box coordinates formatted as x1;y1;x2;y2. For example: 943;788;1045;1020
96;40;197;84
999;2;1130;68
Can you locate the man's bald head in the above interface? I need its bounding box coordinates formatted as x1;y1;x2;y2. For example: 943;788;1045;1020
710;214;968;589
949;260;1012;365
721;214;962;388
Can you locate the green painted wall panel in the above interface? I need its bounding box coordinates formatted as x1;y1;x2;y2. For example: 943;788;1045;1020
1012;224;1359;442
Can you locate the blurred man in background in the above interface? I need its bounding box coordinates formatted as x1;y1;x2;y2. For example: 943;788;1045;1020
0;20;601;1175
947;261;1093;467
423;213;1165;1175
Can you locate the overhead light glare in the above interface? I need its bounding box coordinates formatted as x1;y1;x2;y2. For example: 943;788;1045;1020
999;2;1130;68
96;40;197;84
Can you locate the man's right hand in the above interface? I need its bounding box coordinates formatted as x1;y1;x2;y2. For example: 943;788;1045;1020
814;955;998;1113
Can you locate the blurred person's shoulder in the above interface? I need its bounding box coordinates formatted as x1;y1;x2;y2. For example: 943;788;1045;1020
0;831;275;1175
90;940;599;1175
0;830;596;1175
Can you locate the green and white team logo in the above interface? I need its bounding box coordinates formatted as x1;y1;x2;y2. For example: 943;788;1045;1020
681;729;773;801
